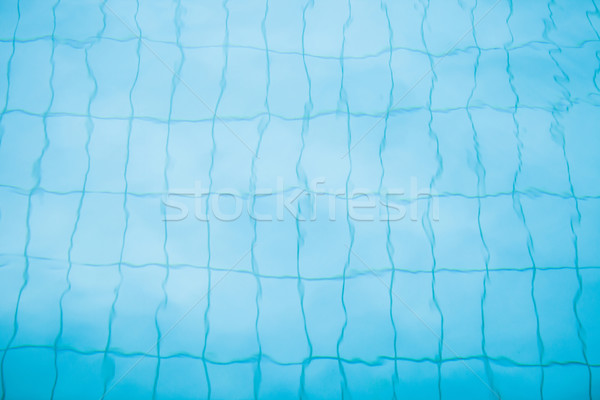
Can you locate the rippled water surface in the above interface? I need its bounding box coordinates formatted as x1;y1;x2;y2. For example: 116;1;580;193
1;0;600;399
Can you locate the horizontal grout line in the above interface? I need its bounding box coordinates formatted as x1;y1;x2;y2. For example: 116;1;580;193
1;183;599;201
2;102;599;125
2;344;598;369
1;35;599;60
1;253;598;281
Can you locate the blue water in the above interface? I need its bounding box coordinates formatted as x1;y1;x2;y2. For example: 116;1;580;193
1;0;600;399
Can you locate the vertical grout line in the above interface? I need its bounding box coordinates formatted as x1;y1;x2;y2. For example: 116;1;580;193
588;0;600;97
50;0;105;397
0;0;55;398
336;0;352;396
297;1;314;397
465;0;497;397
202;1;230;397
101;1;142;397
152;0;184;398
0;0;21;150
544;2;592;398
505;2;544;398
420;0;444;398
0;0;41;400
379;1;399;397
250;1;271;397
588;0;600;118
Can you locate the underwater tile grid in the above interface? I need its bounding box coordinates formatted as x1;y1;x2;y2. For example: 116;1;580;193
1;0;600;399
